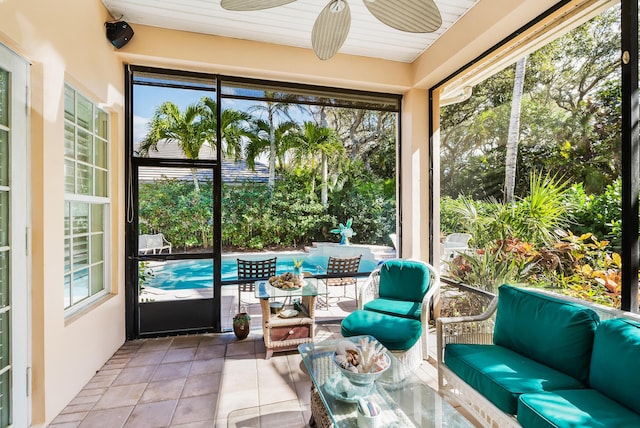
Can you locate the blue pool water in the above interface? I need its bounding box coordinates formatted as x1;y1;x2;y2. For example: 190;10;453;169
144;254;379;291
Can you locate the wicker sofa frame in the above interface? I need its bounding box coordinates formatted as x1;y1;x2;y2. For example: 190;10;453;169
436;288;640;428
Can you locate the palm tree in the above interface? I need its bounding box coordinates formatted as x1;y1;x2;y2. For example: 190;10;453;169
245;119;299;172
504;56;528;203
291;121;344;207
249;95;300;189
138;101;208;191
199;97;252;161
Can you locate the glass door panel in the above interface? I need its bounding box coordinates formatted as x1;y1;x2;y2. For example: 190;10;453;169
130;69;219;336
136;165;215;335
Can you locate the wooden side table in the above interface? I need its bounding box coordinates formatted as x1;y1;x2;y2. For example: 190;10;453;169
254;280;321;359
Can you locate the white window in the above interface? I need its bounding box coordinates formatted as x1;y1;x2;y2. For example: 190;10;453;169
63;84;109;310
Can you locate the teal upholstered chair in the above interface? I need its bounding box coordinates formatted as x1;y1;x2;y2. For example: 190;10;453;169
346;259;439;366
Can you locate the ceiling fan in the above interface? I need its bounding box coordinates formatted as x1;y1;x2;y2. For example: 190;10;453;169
220;0;442;60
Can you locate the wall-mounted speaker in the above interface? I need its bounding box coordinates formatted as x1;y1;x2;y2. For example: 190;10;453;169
105;21;134;49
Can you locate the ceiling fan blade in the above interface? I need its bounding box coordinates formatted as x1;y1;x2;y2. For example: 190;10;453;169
363;0;442;33
220;0;296;12
312;0;351;60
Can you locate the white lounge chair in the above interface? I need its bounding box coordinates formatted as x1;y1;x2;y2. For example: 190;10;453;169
441;233;472;270
139;233;172;254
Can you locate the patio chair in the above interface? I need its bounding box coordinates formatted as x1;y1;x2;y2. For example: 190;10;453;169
389;233;398;250
139;233;172;255
341;259;440;368
441;232;472;266
236;257;277;312
319;255;362;307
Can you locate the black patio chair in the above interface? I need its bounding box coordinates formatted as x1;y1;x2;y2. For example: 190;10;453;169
236;257;277;312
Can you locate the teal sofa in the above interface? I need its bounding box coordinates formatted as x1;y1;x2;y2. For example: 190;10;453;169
437;284;640;427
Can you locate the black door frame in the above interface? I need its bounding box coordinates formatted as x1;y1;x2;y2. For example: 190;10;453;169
124;66;222;339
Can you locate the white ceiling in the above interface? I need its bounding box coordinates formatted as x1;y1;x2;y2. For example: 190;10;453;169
101;0;480;63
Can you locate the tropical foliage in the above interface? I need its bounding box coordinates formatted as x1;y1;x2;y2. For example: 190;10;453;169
440;6;627;309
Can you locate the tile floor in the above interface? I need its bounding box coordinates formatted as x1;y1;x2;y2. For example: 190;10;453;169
47;287;476;428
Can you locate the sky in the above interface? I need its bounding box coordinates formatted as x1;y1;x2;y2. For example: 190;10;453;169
133;84;312;145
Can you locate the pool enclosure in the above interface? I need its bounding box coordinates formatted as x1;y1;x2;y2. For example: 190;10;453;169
127;68;400;337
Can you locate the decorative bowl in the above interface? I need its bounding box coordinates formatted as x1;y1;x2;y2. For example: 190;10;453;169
332;352;390;387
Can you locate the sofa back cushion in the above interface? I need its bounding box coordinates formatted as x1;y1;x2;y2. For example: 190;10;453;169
493;285;599;384
590;318;640;414
378;259;430;303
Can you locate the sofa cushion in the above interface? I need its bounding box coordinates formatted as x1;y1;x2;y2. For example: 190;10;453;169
445;344;586;415
378;259;430;302
589;318;640;414
493;285;599;383
363;297;421;320
518;389;640;428
341;310;422;351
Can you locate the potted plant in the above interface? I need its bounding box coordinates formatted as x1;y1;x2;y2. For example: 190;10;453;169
292;257;305;282
233;312;251;340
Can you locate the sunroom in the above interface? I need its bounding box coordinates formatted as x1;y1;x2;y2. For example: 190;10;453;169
1;0;639;426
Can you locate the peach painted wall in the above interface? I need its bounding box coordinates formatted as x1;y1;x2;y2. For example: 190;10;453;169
0;0;126;424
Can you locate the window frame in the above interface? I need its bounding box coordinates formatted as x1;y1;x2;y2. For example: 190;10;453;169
63;83;111;314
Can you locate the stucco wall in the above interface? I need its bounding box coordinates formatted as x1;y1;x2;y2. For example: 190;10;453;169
0;0;126;424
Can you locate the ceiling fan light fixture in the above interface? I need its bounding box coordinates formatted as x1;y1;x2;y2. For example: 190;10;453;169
312;0;351;60
363;0;442;33
220;0;296;11
330;0;346;13
220;0;444;59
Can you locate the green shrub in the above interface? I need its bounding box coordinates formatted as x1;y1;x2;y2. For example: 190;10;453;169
566;179;622;251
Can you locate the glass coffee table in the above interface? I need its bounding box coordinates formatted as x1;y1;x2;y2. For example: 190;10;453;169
299;335;474;427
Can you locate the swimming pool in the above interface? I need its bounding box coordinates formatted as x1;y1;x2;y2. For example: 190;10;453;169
143;253;380;291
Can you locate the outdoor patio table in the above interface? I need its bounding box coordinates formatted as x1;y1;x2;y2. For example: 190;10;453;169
298;335;474;427
256;279;326;359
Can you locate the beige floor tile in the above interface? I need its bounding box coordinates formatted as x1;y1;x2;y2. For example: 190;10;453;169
69;394;101;406
198;334;230;347
139;378;186;404
105;357;132;367
226;340;256;357
83;374;117;390
216;389;259;420
171;419;217;428
260;410;306;428
92;384;147;410
52;308;481;428
96;367;124;377
124;400;177;428
194;344;225;360
112;365;156;386
151;361;192;382
170;335;203;349
127;350;166;367
182;372;221;397
170;393;218;425
190;357;224;375
77;406;134;428
162;347;197;364
48;422;82;428
139;337;173;352
59;403;95;414
77;387;107;397
50;411;88;424
258;381;299;405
